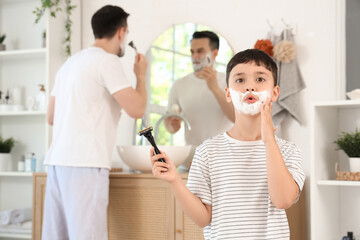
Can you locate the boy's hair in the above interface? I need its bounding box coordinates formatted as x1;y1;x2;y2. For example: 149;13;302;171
191;31;220;50
226;49;278;87
91;5;129;39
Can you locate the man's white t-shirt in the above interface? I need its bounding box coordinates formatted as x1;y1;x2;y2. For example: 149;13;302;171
44;47;131;169
187;133;305;240
167;72;233;146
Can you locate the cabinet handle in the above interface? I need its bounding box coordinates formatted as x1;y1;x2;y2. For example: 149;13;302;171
176;229;182;234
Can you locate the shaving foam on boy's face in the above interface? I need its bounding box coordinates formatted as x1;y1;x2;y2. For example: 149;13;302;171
229;88;271;115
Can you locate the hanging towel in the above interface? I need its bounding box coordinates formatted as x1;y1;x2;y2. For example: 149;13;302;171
272;29;306;126
0;210;13;226
10;208;32;225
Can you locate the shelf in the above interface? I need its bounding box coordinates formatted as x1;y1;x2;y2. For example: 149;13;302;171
312;100;360;108
318;180;360;187
0;232;31;239
0;111;46;116
0;172;33;177
0;48;46;60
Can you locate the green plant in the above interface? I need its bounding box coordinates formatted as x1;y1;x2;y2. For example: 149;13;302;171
334;128;360;157
33;0;76;56
0;34;6;44
0;136;15;153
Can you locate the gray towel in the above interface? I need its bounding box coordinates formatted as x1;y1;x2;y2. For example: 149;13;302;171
272;29;306;126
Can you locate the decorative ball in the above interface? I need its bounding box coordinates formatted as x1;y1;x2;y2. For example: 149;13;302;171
273;40;296;63
254;39;274;56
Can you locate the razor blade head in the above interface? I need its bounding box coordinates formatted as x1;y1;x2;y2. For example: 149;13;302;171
138;126;153;136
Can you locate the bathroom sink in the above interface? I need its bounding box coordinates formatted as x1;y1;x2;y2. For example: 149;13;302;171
117;145;194;172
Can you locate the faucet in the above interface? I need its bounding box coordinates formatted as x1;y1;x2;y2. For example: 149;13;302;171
154;113;191;143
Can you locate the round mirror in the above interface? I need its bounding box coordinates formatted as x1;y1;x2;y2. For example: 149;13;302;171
136;23;234;146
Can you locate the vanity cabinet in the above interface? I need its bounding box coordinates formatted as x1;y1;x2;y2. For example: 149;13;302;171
33;172;307;240
33;173;204;240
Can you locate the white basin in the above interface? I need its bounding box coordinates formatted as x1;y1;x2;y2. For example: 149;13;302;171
117;145;193;172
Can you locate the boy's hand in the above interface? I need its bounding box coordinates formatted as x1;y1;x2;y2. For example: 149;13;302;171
150;147;179;183
260;97;277;144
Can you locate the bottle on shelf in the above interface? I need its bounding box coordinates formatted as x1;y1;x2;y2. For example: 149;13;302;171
342;231;354;240
35;84;46;111
18;155;25;172
25;153;36;172
12;86;24;111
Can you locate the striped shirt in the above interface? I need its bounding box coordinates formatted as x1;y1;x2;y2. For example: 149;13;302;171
187;132;305;240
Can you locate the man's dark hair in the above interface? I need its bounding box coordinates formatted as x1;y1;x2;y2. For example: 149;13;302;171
191;31;220;50
226;49;278;87
91;5;129;39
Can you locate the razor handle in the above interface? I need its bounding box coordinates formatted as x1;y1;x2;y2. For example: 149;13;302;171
146;135;166;163
152;144;166;163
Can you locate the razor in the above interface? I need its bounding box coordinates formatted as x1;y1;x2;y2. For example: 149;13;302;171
128;41;138;55
138;126;165;163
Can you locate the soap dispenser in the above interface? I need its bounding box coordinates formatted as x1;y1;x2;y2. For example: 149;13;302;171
342;232;354;240
36;84;46;111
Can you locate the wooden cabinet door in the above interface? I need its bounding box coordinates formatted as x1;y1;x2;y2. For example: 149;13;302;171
32;174;47;240
175;179;204;240
175;201;204;240
108;177;175;240
286;185;308;240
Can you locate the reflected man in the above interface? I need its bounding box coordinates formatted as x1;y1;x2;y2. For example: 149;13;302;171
165;31;234;148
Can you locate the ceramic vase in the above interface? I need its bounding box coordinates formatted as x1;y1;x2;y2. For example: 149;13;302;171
0;153;11;171
349;157;360;172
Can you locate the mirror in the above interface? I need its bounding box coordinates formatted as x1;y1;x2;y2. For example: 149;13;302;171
135;23;234;146
346;0;360;96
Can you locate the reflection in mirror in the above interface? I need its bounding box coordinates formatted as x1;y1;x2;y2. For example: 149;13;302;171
136;23;234;147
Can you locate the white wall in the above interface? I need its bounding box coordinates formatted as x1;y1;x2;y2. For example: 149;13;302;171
78;0;345;237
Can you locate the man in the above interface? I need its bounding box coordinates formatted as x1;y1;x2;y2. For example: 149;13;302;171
165;31;234;148
42;5;147;240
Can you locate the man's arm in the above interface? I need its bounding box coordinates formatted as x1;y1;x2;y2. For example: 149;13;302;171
197;67;235;122
47;96;55;126
112;54;147;118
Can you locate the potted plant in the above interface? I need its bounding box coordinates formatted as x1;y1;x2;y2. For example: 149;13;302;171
334;129;360;172
0;34;6;51
0;136;15;171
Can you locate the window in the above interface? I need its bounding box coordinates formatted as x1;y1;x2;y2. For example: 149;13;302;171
136;23;233;146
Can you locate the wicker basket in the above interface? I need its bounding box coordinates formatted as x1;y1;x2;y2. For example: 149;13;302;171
335;163;360;181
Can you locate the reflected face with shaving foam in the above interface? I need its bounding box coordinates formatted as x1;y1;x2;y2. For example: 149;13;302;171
190;38;214;72
226;62;279;115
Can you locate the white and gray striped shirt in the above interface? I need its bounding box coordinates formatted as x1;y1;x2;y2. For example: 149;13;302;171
187;132;305;240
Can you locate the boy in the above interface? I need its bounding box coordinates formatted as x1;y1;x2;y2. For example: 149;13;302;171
150;49;305;239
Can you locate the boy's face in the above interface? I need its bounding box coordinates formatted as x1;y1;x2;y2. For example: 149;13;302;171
225;62;279;106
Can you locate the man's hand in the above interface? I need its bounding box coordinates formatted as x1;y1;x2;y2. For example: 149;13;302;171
164;116;182;134
197;66;218;91
134;54;148;79
150;147;179;183
260;97;277;144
